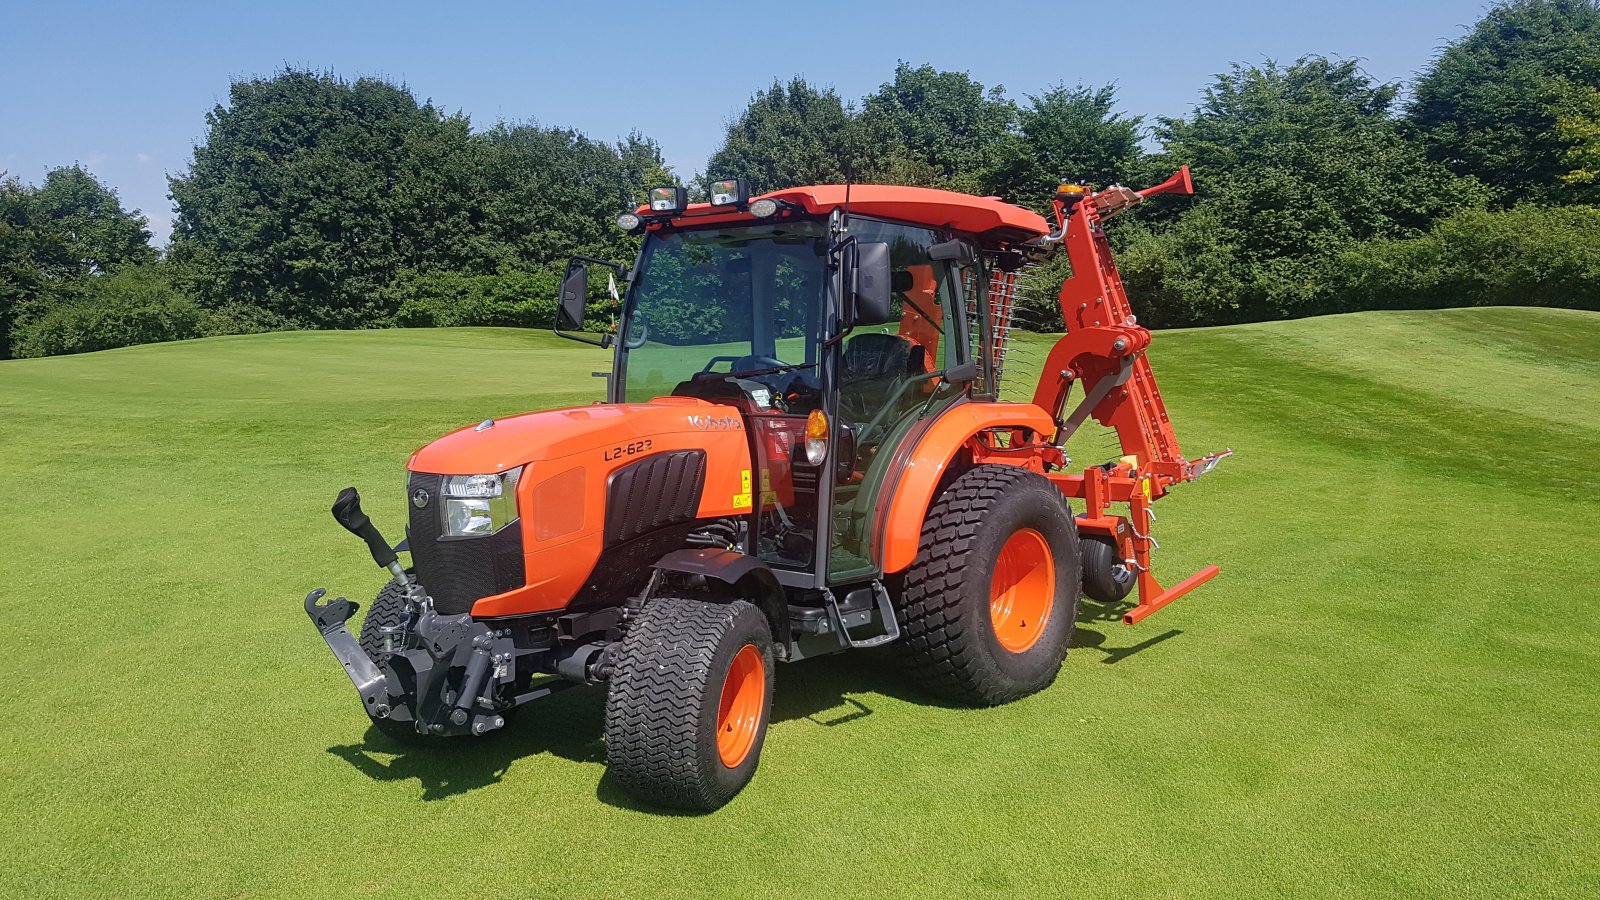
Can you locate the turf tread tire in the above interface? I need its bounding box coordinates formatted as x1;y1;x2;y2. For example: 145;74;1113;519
1080;534;1136;603
898;465;1082;706
605;595;774;811
358;578;412;662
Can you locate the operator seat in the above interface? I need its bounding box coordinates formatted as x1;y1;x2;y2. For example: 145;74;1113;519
838;331;918;425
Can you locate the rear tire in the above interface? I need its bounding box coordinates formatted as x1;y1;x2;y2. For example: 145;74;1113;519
605;595;775;811
898;465;1082;706
1080;534;1136;603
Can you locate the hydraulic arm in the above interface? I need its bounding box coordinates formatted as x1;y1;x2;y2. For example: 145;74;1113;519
1031;168;1231;624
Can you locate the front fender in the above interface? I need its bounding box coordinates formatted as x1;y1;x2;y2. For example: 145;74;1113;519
875;401;1056;573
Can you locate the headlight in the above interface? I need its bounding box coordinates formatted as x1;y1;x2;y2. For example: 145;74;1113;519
441;468;522;537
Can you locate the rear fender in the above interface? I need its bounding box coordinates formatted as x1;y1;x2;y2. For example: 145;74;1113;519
650;548;790;648
876;402;1057;573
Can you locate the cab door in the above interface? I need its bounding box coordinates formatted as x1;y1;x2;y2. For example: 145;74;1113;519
826;221;973;582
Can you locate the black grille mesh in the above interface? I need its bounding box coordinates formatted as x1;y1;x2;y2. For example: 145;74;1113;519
604;451;706;546
407;472;526;615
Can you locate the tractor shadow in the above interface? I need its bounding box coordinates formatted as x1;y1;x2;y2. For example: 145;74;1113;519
325;685;608;801
1070;599;1184;664
325;601;1180;808
324;649;941;808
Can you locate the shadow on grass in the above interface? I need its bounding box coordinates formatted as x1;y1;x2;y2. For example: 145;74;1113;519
324;647;941;808
1071;598;1184;665
325;606;1177;809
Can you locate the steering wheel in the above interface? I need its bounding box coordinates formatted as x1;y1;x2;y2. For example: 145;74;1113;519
732;354;786;374
697;354;787;376
622;311;648;350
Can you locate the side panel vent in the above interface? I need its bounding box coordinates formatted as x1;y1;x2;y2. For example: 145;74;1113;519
604;450;707;546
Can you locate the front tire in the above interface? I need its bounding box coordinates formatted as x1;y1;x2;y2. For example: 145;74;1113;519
898;465;1082;706
605;596;775;811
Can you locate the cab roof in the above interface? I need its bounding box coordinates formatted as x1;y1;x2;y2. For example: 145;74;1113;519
642;184;1050;247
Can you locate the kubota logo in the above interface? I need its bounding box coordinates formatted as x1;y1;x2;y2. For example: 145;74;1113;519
688;415;743;431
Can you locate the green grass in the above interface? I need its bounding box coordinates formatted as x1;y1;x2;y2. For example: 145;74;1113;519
1;309;1596;898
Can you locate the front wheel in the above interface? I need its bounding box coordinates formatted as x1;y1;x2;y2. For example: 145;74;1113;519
604;596;775;811
898;465;1082;706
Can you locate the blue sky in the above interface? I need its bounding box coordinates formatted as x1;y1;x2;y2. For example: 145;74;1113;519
1;0;1489;245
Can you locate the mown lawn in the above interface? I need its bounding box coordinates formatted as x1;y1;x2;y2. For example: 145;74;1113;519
1;308;1595;898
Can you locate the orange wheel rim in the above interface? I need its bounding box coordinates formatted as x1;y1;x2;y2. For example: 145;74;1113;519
989;528;1056;653
716;643;765;768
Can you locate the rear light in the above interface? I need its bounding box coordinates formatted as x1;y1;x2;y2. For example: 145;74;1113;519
805;410;828;465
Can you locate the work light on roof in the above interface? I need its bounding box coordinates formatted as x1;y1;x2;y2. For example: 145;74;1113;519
748;198;779;218
709;178;749;207
648;186;687;213
616;212;642;232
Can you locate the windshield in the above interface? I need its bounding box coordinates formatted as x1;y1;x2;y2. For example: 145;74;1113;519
620;221;829;404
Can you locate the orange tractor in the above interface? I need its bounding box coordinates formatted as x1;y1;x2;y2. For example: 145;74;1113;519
305;171;1229;810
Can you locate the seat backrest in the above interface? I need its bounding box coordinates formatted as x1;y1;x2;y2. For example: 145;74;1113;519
843;332;911;381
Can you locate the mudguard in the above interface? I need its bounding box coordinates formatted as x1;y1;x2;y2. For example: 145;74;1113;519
874;401;1057;573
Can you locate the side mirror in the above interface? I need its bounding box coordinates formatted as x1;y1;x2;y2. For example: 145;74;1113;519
928;238;972;262
556;262;588;332
847;241;894;326
554;256;624;348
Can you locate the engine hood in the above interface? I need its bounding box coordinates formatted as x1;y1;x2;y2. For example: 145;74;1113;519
406;397;744;475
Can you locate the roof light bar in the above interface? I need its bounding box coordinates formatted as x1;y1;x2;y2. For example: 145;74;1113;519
708;177;750;207
648;186;687;213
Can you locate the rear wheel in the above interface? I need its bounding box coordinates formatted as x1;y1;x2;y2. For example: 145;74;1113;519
1080;534;1136;603
605;595;774;811
898;465;1082;706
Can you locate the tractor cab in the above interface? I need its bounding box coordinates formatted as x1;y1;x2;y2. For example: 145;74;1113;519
559;184;993;589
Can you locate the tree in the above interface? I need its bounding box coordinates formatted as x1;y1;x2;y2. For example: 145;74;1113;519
0;176;43;357
985;83;1145;209
475;124;666;270
859;63;1018;193
704;78;872;193
0;167;156;357
167;69;480;328
1128;57;1488;324
1408;0;1600;202
31;166;156;274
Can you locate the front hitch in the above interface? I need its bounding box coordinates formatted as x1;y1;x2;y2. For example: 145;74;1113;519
304;588;396;718
307;485;522;738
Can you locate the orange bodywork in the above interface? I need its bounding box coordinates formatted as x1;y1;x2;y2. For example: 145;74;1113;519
639;184;1051;241
876;401;1057;573
897;264;943;371
407;398;753;617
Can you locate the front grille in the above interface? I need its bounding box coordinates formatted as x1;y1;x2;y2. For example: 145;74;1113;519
407;472;527;615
